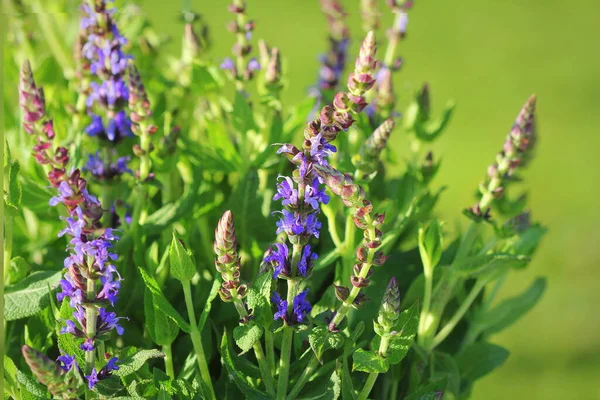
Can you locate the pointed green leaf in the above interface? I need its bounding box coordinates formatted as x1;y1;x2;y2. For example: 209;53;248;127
114;348;165;377
4;271;61;321
138;267;191;332
455;342;509;382
309;326;344;361
454;253;530;277
352;349;388;373
220;332;268;399
169;232;197;282
233;325;263;354
197;278;220;332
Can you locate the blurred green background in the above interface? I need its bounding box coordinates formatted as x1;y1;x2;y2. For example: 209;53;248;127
7;0;600;398
140;0;600;397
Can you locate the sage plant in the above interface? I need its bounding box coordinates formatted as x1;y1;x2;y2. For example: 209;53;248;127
5;2;546;400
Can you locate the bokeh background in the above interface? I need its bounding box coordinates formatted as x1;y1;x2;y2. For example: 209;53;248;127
5;0;600;398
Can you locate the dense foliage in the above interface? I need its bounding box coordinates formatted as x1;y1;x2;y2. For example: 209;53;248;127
3;1;546;399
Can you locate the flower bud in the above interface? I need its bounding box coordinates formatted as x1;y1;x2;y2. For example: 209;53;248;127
376;277;401;333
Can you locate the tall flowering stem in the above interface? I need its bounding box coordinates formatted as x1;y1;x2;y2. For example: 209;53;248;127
128;63;157;229
223;0;260;89
214;211;276;396
262;32;377;398
314;164;387;331
466;95;537;220
19;60;123;390
317;0;350;95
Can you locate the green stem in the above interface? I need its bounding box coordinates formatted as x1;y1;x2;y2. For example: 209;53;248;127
383;12;404;67
330;216;376;328
232;297;276;397
418;259;434;339
4;216;12;284
233;0;248;91
30;1;74;78
341;211;356;281
265;329;276;375
84;279;97;374
322;205;343;248
429;276;490;350
358;336;390;400
163;344;175;379
287;356;319;400
277;328;294;400
182;281;216;400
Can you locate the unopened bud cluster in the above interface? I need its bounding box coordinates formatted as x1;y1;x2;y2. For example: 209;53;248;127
352;118;395;177
374;278;401;337
318;0;350;91
22;346;80;398
214;211;248;302
221;1;261;82
465;95;537;221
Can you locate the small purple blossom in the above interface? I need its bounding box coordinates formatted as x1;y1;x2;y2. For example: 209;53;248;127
86;368;99;389
298;245;318;277
49;181;75;207
293;290;312;323
247;58;261;71
57;278;83;308
60;320;77;335
81;338;95;352
305;178;330;209
220;58;235;71
97;308;126;335
272;292;288;321
273;176;299;208
56;354;77;372
264;243;290;278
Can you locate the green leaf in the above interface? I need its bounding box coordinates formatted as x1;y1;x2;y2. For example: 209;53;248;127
220;332;268;399
138;267;191;332
4;271;61;321
478;277;546;335
4;355;19;396
376;303;419;365
145;287;180;346
17;369;49;398
57;300;86;367
233;325;263;354
246;272;272;328
405;377;448;400
114;348;165;377
455;342;509;382
431;352;460;395
9;256;31;284
94;375;126;397
352;349;388;373
309;326;344;361
418;219;443;272
169;232;197;282
197;278;220;331
9;159;22;208
454;253;530;277
231;90;257;134
298;370;341;400
190;63;222;95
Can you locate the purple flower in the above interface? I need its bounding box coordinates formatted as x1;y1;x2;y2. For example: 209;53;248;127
60;320;77;335
81;338;95;352
97;308;126;335
275;210;322;238
220;58;235;71
309;133;337;166
97;273;121;305
57;278;84;308
298;245;318;277
272;292;288;322
86;368;99;389
103;357;119;372
87;80;129;108
305;178;330;209
83;151;132;180
56;354;77;372
264;243;290;278
293;289;312;323
49;181;75;207
248;58;261;71
273;176;299;208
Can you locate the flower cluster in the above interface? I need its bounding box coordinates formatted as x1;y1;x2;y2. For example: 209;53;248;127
221;2;261;81
465;95;537;220
19;60;123;390
318;0;350;92
83;151;131;181
81;0;133;143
